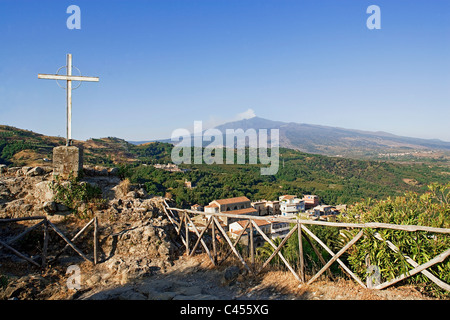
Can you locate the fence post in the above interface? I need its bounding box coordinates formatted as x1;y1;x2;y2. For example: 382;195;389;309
94;216;98;265
42;219;49;268
185;210;189;256
249;219;254;268
211;216;217;264
297;220;305;283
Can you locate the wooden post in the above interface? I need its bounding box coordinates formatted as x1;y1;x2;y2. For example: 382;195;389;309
297;221;305;283
211;217;217;264
42;219;49;268
185;211;189;256
94;216;98;265
249;219;254;267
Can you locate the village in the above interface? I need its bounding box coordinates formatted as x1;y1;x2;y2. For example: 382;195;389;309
186;194;346;250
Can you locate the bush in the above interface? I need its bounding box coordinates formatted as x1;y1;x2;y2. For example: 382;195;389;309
49;175;105;219
343;183;450;298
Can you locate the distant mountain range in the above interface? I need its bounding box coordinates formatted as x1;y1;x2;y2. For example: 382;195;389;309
131;116;450;160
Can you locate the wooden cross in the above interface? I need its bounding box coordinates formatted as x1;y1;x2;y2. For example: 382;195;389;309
38;54;99;146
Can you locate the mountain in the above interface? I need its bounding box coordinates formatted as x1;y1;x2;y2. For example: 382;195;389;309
151;116;450;161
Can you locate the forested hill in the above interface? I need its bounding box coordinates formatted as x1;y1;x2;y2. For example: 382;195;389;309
1;125;449;206
125;147;449;207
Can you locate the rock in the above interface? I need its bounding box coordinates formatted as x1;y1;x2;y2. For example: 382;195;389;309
34;181;54;203
56;203;71;212
21;167;32;175
222;266;241;286
126;191;137;199
42;201;57;214
189;294;220;300
108;167;119;176
85;274;102;287
7;167;20;174
118;290;147;300
175;285;203;296
26;166;44;177
149;291;177;300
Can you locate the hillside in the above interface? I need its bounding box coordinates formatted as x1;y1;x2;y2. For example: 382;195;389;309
0;125;167;167
126;149;450;207
1;125;449;206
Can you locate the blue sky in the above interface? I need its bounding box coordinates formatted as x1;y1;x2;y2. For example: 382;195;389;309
0;0;449;141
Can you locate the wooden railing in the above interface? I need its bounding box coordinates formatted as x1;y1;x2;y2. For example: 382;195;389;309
163;201;450;292
0;216;99;268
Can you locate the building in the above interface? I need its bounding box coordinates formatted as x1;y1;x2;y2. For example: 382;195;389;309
229;217;291;247
184;180;193;189
312;205;334;218
265;200;281;215
303;195;319;209
251;201;267;216
205;196;258;229
279;195;305;217
251;200;281;216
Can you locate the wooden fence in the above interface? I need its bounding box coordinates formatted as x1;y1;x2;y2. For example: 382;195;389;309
163;201;450;292
0;216;99;268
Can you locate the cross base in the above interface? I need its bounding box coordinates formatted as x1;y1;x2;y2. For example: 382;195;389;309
52;145;84;179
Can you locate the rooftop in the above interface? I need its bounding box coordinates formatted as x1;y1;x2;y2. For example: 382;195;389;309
213;196;251;205
223;207;258;215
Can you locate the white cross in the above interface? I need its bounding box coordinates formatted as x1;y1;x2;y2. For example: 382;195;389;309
38;53;99;146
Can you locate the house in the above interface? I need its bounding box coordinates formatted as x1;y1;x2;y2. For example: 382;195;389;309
251;200;281;216
265;200;281;215
312;205;334;218
251;201;267;216
205;196;258;229
229;219;272;248
229;217;291;247
279;195;305;217
303;195;319;209
209;196;252;212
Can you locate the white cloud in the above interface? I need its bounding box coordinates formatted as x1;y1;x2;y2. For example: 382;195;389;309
202;108;257;129
235;108;256;121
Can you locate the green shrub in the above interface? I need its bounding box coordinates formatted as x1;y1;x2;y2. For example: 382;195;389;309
49;174;105;219
343;183;450;298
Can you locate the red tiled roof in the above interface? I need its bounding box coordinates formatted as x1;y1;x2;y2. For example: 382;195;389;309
213;196;250;205
233;219;271;227
224;207;258;215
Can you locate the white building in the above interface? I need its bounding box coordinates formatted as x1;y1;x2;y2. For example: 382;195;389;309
204;196;258;229
229;217;291;247
279;195;305;217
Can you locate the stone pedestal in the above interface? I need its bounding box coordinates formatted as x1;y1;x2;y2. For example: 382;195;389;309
52;146;83;179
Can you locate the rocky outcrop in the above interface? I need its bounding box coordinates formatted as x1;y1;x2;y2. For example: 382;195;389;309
0;165;125;220
0;164;182;300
